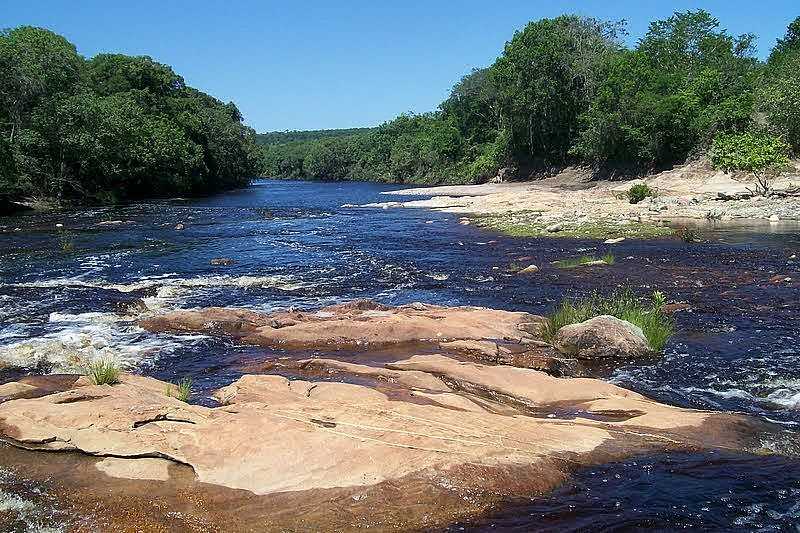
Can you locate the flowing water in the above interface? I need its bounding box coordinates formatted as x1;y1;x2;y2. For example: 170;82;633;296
0;179;798;531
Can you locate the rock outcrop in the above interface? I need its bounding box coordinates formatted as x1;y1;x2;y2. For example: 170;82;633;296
0;355;768;530
553;315;653;359
141;299;550;354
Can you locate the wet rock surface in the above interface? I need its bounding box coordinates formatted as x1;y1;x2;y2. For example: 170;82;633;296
0;355;769;531
140;299;550;353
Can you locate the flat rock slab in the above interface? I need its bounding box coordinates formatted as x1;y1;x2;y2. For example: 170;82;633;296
0;355;765;530
140;299;549;352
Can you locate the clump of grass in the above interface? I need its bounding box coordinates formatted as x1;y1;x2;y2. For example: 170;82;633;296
627;183;656;204
543;289;674;352
85;359;121;385
675;226;701;243
166;377;193;403
553;252;615;269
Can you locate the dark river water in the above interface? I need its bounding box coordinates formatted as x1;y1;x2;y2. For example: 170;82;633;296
0;179;799;531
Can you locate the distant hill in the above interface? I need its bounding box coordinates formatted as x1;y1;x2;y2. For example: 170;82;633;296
256;127;375;145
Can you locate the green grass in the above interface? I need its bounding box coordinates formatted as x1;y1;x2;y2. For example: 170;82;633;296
166;377;193;403
553;252;615;269
85;359;121;385
542;289;674;352
473;213;673;240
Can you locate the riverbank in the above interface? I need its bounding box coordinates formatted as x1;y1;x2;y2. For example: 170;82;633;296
373;161;800;239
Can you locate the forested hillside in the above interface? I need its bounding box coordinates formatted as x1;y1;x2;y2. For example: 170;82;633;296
261;11;800;184
0;26;260;206
256;128;375;146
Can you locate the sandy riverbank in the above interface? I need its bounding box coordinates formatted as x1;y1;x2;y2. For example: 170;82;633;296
373;162;800;238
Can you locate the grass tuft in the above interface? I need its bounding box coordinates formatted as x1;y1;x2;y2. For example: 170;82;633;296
553;252;615;269
543;289;674;352
85;359;121;385
166;377;193;403
675;226;701;243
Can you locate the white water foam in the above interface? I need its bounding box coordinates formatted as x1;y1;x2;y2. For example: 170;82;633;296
0;489;63;533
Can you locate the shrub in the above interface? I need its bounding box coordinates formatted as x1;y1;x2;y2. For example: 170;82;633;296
627;183;655;204
709;131;791;173
166;377;193;403
85;359;121;385
674;226;701;243
543;289;674;351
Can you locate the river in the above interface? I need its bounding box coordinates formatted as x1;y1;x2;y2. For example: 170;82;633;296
0;179;798;531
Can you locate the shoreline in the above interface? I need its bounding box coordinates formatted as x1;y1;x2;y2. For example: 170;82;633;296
372;162;800;239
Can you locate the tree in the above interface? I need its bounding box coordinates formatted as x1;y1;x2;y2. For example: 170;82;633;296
768;16;800;65
491;15;625;162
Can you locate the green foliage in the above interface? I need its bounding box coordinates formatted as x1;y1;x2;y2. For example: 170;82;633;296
553;253;614;268
627;183;655;204
543;289;674;352
166;377;193;403
674;226;702;243
85;359;121;385
0;26;259;204
759;52;800;152
256;128;375;145
573;11;758;169
709;131;790;172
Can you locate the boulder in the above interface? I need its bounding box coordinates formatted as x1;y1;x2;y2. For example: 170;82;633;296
552;315;652;359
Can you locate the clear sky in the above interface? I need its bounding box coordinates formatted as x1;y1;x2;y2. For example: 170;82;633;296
3;1;798;132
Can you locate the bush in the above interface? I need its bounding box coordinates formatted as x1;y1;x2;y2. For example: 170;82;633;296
543;289;674;351
709;131;791;173
85;359;120;385
627;183;655;204
675;226;701;243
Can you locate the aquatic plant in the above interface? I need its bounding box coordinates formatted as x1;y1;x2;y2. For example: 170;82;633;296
57;228;75;252
85;359;121;385
553;252;615;268
166;377;193;403
627;183;655;204
543;289;674;351
675;226;701;243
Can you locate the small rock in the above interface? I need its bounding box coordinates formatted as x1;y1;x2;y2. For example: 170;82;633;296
175;223;185;230
769;215;780;223
459;218;470;225
604;237;625;244
210;258;235;266
517;265;539;275
55;223;64;228
545;223;563;233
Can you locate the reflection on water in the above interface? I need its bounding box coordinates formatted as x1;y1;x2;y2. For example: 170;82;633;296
0;179;799;529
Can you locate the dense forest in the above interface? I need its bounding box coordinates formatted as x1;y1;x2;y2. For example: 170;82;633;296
256;128;375;146
261;11;800;184
0;26;260;206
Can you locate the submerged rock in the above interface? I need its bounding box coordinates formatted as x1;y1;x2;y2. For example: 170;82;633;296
553;315;652;359
210;257;235;266
0;355;766;530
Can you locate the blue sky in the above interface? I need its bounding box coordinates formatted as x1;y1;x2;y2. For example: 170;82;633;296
4;1;798;132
